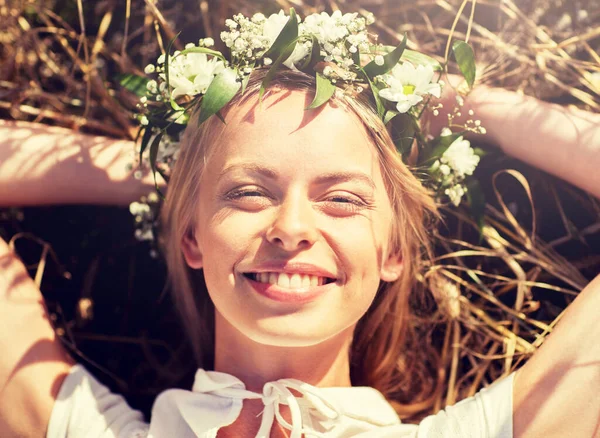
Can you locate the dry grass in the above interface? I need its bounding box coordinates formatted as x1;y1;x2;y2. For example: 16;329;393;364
1;0;599;420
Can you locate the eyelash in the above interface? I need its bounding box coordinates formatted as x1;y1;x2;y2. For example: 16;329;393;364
223;188;268;200
222;187;371;213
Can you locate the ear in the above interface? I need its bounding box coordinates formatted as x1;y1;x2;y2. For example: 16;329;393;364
380;252;403;282
181;228;203;269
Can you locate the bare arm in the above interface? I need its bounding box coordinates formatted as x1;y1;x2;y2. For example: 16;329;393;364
0;120;160;206
512;274;600;437
0;235;73;437
431;80;600;199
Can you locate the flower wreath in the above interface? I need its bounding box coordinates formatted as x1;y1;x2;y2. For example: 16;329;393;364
123;9;486;243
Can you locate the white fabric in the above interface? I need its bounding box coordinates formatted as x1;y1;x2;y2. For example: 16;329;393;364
47;364;514;437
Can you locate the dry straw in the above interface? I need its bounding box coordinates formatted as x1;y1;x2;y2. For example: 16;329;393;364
1;0;599;421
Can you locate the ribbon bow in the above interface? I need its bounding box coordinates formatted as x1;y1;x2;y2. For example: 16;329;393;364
202;377;342;438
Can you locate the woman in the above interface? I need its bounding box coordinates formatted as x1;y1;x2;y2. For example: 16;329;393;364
2;17;600;438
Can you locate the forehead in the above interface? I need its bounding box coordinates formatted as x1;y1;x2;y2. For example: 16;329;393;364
209;89;381;176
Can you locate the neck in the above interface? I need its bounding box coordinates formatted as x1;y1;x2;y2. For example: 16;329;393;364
213;313;354;392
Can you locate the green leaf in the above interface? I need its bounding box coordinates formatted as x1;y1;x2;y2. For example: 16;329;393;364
401;49;442;71
198;68;241;125
149;132;163;175
117;73;149;97
164;33;181;94
299;35;321;71
139;126;154;164
259;38;299;100
306;73;336;110
148;132;164;192
466;178;486;235
389;112;418;158
263;8;299;60
383;110;399;125
452;41;476;89
363;33;407;79
473;147;487;157
365;74;385;118
240;71;251;95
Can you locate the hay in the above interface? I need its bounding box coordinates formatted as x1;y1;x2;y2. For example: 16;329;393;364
1;0;599;421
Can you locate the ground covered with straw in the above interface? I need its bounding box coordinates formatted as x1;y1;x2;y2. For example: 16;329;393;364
1;0;599;421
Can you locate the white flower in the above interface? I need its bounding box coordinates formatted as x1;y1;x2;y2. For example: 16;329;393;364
378;62;442;113
162;53;225;98
302;11;358;45
129;201;151;216
374;55;384;66
144;64;156;74
262;11;309;69
440;136;480;178
146;79;158;93
445;184;466;207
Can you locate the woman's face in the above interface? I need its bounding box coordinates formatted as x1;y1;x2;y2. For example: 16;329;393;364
182;90;403;347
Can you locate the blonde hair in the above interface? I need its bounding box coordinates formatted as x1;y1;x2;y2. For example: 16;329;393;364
160;69;441;418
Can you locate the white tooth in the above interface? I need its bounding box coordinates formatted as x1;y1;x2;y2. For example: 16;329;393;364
310;275;318;287
277;273;291;288
269;273;278;285
290;273;302;289
259;273;267;283
301;275;311;289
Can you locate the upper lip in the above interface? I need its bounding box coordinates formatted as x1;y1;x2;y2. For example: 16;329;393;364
241;261;338;280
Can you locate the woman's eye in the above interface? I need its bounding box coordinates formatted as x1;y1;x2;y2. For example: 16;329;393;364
322;194;369;215
227;189;264;199
222;187;272;209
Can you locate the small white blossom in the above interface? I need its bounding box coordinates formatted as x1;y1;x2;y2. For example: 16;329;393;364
135;228;154;241
161;52;225;98
146;79;158;93
263;57;273;66
252;13;266;23
440;136;480;178
185;43;195;49
139;115;149;126
378;62;442;113
445;184;466;207
157;54;166;64
129;201;151;216
144;64;156;74
374;55;384;66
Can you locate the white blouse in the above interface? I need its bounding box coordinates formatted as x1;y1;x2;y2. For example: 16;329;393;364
47;364;514;437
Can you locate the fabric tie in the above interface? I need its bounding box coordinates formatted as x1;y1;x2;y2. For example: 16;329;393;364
199;377;342;438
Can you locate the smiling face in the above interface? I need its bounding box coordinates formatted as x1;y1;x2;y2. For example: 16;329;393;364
181;89;403;347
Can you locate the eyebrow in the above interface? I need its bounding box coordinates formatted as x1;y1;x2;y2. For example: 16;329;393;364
218;163;278;181
218;163;376;190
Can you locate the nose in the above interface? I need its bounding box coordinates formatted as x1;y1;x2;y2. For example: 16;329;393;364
266;193;318;252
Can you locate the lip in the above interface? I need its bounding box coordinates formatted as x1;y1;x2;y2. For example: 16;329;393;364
240;261;339;304
244;274;335;304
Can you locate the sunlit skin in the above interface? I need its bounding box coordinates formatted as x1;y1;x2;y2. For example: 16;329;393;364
181;90;403;398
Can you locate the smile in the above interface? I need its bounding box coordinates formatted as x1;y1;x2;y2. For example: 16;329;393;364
244;272;336;289
242;270;337;304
